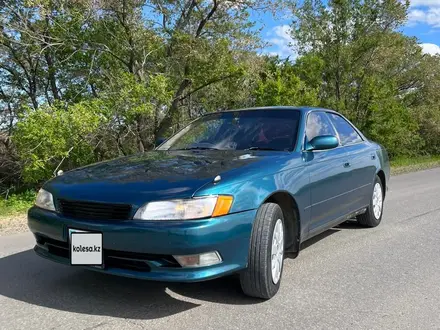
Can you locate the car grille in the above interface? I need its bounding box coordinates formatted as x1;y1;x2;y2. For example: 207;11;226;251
34;234;180;270
58;199;132;221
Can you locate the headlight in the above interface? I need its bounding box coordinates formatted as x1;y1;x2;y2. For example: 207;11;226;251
35;188;56;211
133;195;233;221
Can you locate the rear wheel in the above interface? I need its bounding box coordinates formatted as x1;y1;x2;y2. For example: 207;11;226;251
240;203;285;299
357;175;384;227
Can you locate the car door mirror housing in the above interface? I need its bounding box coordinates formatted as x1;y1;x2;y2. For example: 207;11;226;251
306;135;339;151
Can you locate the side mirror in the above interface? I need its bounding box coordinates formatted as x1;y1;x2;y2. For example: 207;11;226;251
306;135;339;151
155;137;166;147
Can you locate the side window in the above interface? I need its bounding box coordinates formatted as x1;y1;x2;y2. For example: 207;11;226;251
306;112;336;141
328;113;363;145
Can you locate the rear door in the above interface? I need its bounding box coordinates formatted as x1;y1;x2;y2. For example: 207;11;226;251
304;111;352;236
327;113;377;212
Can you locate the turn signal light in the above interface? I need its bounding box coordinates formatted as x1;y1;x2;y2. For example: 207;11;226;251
212;195;233;217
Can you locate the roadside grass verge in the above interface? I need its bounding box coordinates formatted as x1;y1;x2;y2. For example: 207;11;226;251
0;190;35;217
0;191;35;234
390;155;440;175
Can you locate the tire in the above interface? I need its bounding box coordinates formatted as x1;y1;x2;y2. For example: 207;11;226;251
240;203;285;299
357;175;384;227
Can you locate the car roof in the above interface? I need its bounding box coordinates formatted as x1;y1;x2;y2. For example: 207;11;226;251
208;106;338;115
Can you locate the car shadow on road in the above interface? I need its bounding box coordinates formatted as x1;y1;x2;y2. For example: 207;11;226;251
299;220;367;248
305;228;342;249
284;220;365;258
0;249;261;320
0;223;364;320
336;219;368;230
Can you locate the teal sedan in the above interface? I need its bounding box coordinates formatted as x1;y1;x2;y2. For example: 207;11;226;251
28;107;390;299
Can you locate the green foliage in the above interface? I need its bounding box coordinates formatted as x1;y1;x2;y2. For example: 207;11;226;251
414;105;440;155
12;70;172;182
293;54;325;90
255;58;319;107
102;72;172;123
391;155;440;168
13;101;106;183
391;155;440;175
290;0;437;157
0;190;36;216
368;102;421;158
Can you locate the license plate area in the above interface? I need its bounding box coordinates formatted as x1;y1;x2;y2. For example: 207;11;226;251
69;228;103;267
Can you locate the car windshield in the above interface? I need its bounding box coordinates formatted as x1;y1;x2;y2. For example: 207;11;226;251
158;109;301;151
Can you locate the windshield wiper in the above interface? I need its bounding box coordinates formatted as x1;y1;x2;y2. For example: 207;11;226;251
244;147;279;151
179;147;220;150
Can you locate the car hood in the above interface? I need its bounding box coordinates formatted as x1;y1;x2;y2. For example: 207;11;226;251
45;150;279;206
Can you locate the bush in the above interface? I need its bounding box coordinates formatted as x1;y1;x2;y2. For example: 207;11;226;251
0;190;36;216
13;101;107;183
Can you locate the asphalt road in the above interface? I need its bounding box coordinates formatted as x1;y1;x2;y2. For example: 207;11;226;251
1;168;440;330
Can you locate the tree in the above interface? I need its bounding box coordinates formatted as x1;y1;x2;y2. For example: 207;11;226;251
2;0;440;192
1;0;285;187
289;0;437;157
147;0;278;138
254;56;320;107
13;101;106;183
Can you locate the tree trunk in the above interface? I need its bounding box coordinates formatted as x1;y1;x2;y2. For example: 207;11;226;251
44;52;60;100
136;120;145;152
155;78;191;139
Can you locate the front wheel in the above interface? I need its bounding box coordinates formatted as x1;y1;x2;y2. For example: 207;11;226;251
240;203;285;299
357;175;384;227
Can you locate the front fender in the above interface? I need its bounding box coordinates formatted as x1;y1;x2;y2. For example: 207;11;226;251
194;166;311;240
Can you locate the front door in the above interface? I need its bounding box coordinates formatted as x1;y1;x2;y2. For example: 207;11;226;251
327;113;377;211
303;111;353;236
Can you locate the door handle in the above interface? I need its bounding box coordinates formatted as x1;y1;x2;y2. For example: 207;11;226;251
344;162;351;168
371;154;376;160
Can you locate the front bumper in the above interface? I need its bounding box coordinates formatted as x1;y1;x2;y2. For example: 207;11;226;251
28;206;257;282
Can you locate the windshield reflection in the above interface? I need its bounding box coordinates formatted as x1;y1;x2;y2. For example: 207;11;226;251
158;110;301;152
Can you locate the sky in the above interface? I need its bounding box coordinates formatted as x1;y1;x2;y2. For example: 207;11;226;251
254;0;440;59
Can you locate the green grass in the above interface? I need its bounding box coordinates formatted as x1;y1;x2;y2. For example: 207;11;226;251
0;190;36;218
391;155;440;175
